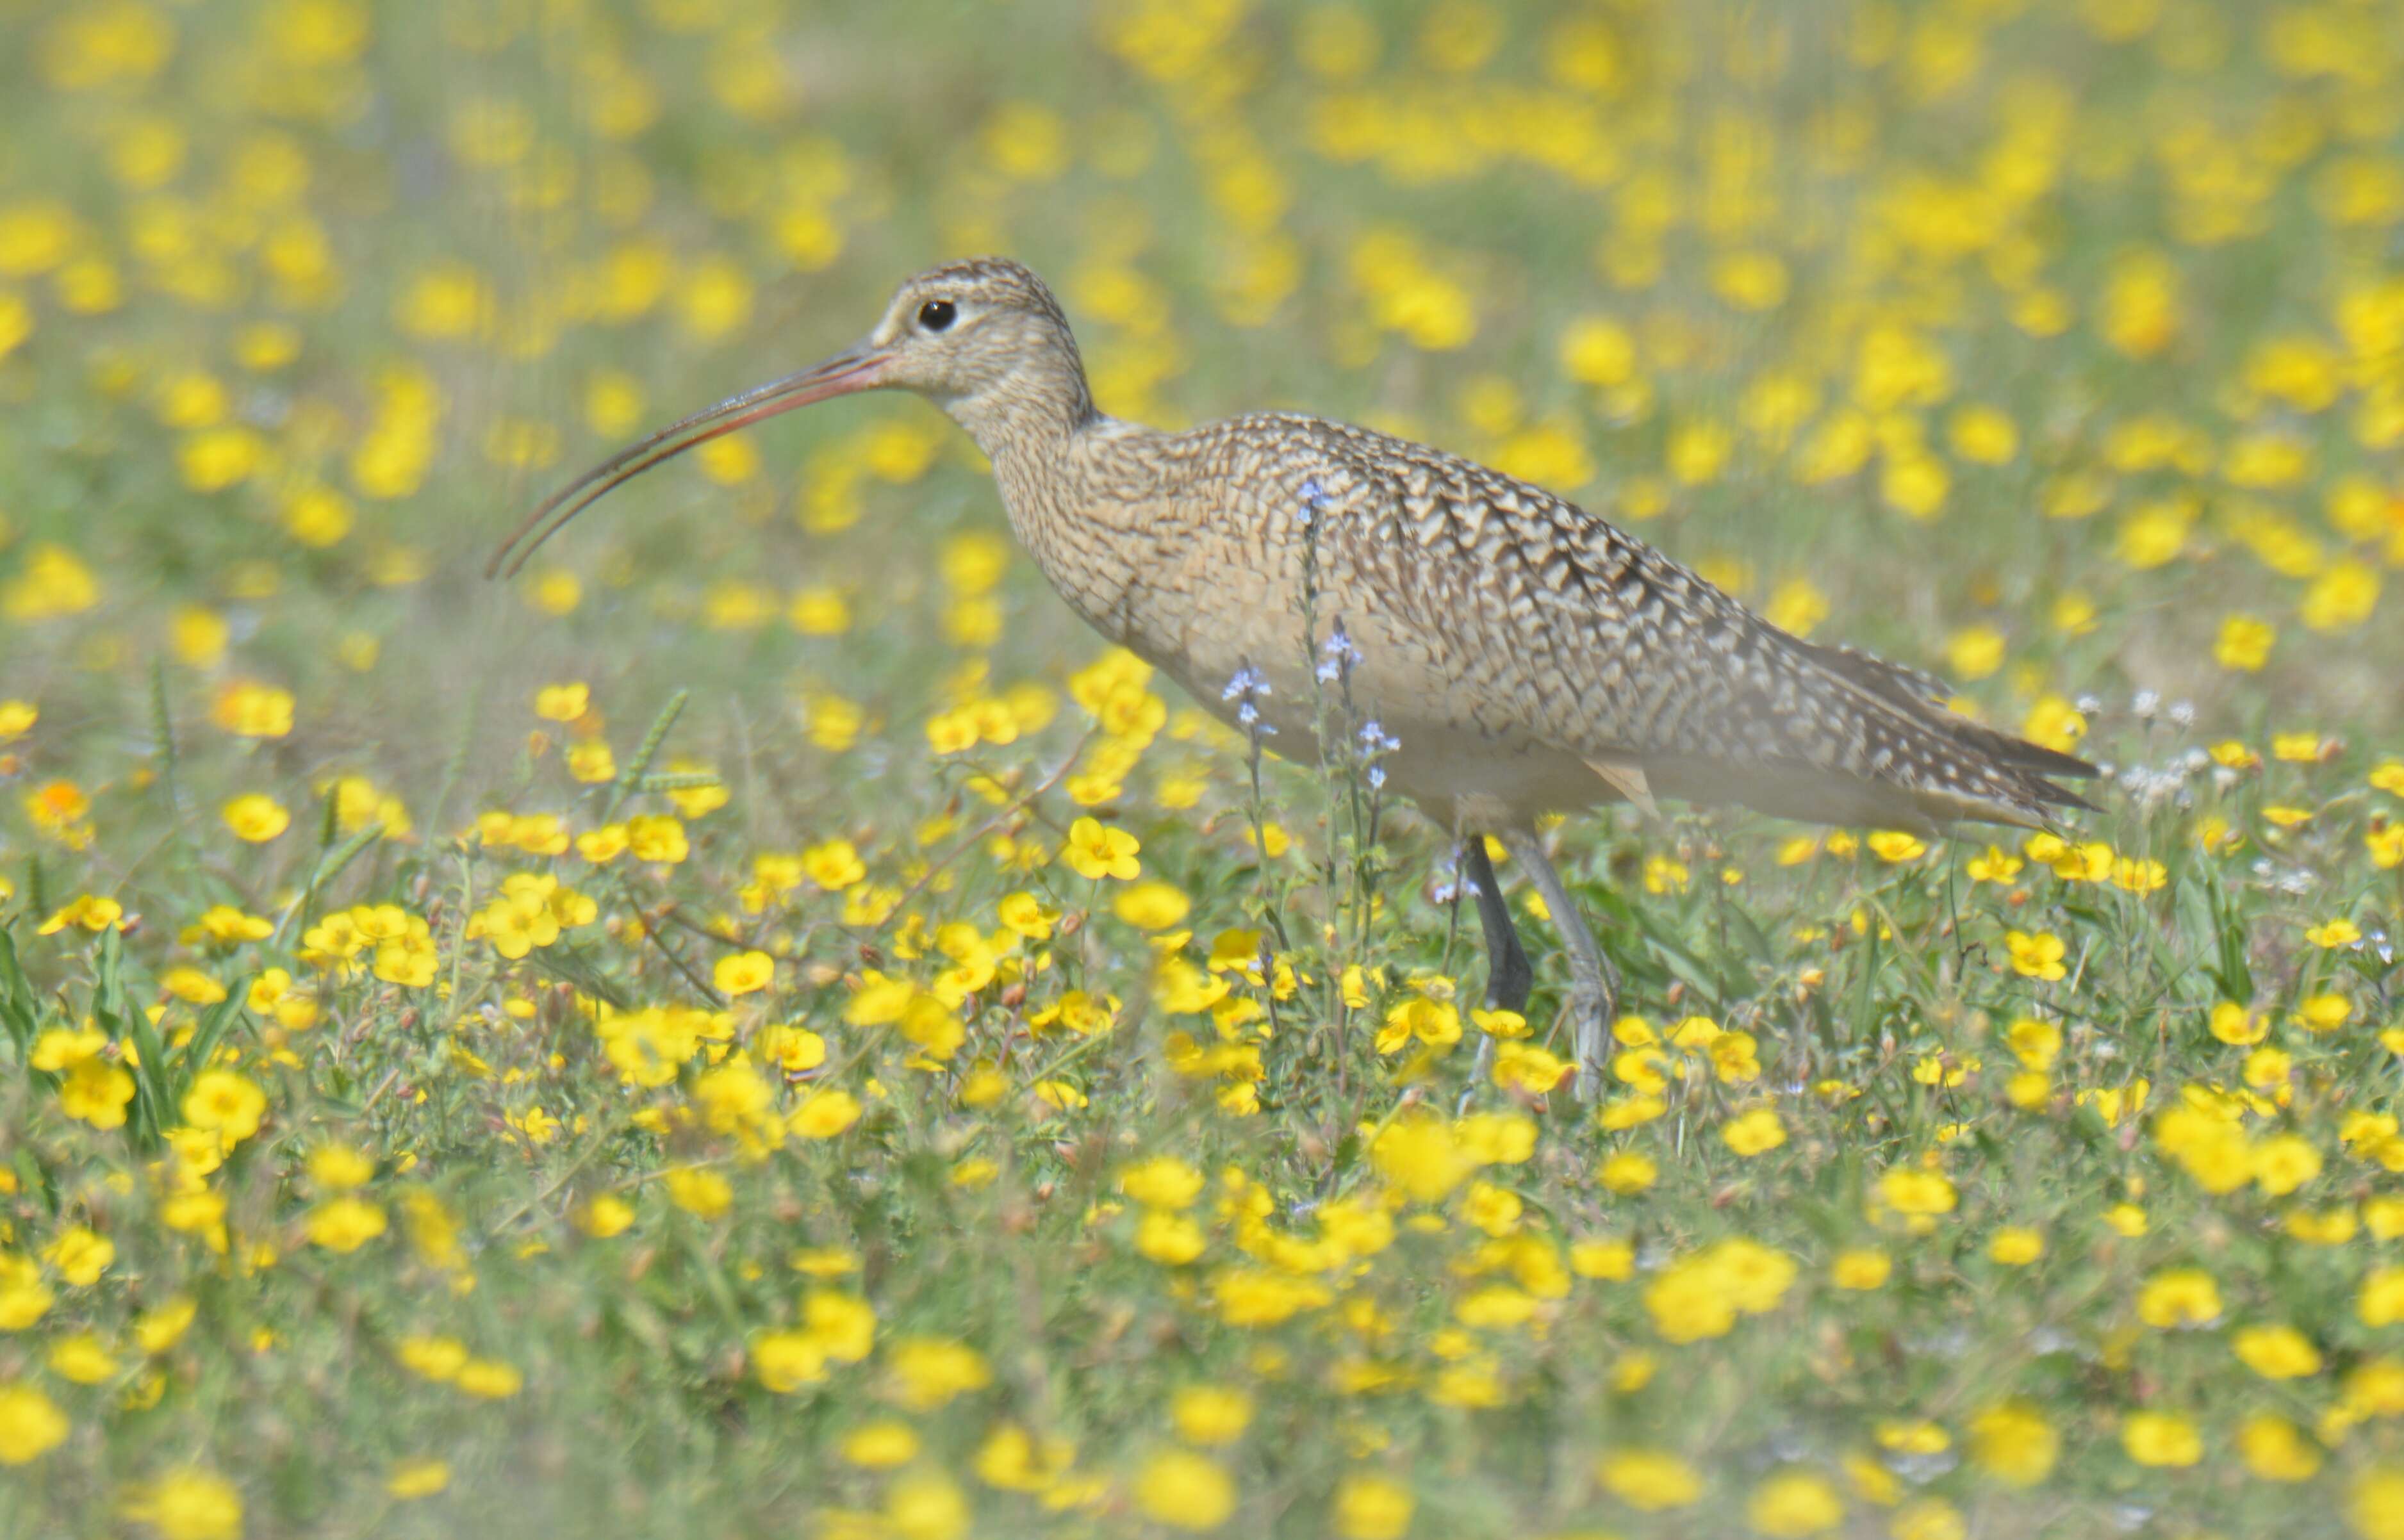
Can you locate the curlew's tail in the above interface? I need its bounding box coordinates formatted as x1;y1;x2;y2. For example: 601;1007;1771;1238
1786;639;2099;831
1619;635;2100;835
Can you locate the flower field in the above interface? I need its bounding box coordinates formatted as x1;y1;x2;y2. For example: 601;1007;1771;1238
3;1;2404;1536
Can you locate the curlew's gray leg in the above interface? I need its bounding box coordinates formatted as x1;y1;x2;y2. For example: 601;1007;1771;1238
1500;829;1620;1104
1456;837;1533;1111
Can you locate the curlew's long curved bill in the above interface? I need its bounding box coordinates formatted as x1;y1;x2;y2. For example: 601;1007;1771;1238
486;345;891;580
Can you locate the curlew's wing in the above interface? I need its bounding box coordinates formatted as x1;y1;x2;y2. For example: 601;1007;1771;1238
1277;414;2098;831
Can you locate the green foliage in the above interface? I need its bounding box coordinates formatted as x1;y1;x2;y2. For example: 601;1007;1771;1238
0;2;2401;1539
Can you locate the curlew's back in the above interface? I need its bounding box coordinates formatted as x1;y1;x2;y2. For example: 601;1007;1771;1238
1019;409;2095;835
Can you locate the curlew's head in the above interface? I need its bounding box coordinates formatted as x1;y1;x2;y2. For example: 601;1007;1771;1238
488;256;1092;579
860;257;1094;420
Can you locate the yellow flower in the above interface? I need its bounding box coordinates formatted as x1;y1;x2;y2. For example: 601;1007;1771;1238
0;1383;69;1465
2237;1413;2321;1483
305;1197;388;1254
1747;1468;1843;1537
2352;1468;2404;1540
1831;1250;1891;1290
1988;1227;2043;1266
25;780;94;849
1493;1040;1572;1095
2020;695;2086;753
1866;830;1926;863
1371;1115;1472;1204
1596;1148;1654;1196
1875;1169;1957;1218
2301;558;2380;632
1332;1474;1413;1540
2;544;101;620
2253;1133;2323;1197
2296;994;2353;1032
1472;1007;1528;1040
2211;612;2269;668
882;1468;968;1539
2359;1266;2404;1327
29;1026;103;1072
566;740;615;783
181;1071;266;1147
454;1359;522;1398
1560;315;1638;384
38;894;121;935
283;486;352;547
1170;1385;1253;1445
211;680;294;738
577;824;629;862
887;1338;991;1411
2111;856;2166;894
713;950;775;996
158;1191;227;1250
1121;1158;1205;1210
839;1420;919;1468
1113;880;1190;930
0;1255;51;1331
1595;1447;1702;1511
1643;853;1690;894
626;814;689;863
45;1227;113;1286
122;1468;245;1540
791;1090;862;1140
1642;1239;1793;1343
534;682;589;721
159;966;226;1005
2233;1324;2322;1380
1135;1448;1236;1530
2120;1411;2200;1468
2307;918;2362;948
2005;930;2067;981
2005;1019;2061;1071
1212;1268;1330;1326
1948;402;2020;463
798;1291;875;1366
395;1335;468;1382
1722;1108;1786;1156
2210;1001;2268;1045
386;1459;450;1500
1376;994;1461;1055
1967;1400;2057;1486
578;1194;635;1238
751;1329;827;1393
1570;1238;1634;1279
1059;816;1140;881
665;1168;731;1219
221;794;290;843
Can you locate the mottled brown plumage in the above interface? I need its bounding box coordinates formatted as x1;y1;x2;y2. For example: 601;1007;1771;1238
495;255;2098;1098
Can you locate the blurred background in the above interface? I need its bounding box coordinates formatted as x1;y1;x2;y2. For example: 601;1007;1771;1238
4;4;2404;1536
3;0;2398;826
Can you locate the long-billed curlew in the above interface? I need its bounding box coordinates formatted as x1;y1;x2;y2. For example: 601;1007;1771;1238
491;257;2097;1099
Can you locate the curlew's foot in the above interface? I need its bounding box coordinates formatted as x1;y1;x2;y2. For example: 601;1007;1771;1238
1455;837;1533;1117
1458;1033;1495;1117
1565;974;1617;1105
1495;827;1622;1107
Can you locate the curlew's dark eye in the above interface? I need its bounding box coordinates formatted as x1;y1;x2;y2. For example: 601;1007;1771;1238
918;299;957;332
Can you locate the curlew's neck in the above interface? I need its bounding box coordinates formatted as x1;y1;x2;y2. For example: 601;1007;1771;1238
941;375;1165;646
941;359;1095;459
